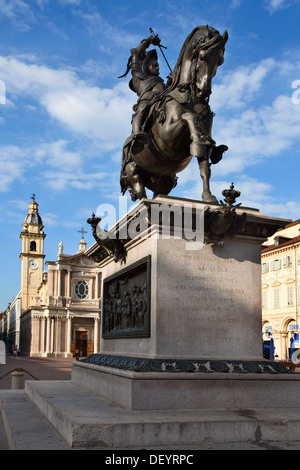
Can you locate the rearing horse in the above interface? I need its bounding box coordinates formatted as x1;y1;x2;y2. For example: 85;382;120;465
120;26;229;203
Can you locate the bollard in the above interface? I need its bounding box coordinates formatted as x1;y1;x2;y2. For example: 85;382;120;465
11;370;25;389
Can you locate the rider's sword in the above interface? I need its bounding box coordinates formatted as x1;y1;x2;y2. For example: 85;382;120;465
149;28;172;74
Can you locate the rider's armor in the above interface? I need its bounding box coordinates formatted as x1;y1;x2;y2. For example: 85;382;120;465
129;39;165;135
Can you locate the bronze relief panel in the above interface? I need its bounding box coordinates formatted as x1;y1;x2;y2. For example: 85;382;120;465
102;256;151;338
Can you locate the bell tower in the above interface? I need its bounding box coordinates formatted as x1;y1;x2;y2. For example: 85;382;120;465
20;194;46;312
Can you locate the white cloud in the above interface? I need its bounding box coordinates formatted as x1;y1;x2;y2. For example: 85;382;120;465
264;0;293;13
42;169;110;191
254;200;299;220
41;82;133;145
7;199;29;210
0;55;133;147
211;59;276;111
207;56;300;181
0;56;79;94
0;0;35;31
0;0;29;17
58;0;82;5
179;172;299;221
211;92;300;179
42;212;59;226
0;140;114;192
78;10;138;49
35;140;81;169
0;146;29;191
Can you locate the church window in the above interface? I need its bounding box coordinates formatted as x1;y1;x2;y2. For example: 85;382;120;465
75;280;89;299
30;241;36;252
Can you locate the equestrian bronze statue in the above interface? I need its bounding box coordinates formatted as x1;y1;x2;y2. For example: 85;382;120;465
119;26;229;204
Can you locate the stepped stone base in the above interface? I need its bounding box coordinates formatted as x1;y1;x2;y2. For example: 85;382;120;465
1;365;300;449
2;380;300;449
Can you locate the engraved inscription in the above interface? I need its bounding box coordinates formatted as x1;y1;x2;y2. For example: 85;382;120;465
158;245;257;350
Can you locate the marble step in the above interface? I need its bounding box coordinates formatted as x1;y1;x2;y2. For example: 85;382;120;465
21;380;300;449
0;389;70;450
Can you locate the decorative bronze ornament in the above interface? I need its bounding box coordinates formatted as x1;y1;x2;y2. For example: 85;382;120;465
204;183;247;246
87;213;126;263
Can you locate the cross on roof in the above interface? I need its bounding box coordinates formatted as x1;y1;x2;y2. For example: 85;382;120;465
31;193;36;202
78;227;88;239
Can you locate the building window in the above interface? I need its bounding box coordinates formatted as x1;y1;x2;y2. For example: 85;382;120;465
274;288;280;308
262;290;268;308
287;286;294;306
271;259;281;271
30;241;36;252
284;256;293;267
262;262;269;273
75;280;89;300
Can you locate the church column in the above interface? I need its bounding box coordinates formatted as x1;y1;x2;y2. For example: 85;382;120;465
66;315;72;357
95;272;99;299
67;269;72;298
46;316;51;354
31;315;39;354
40;316;45;354
48;269;54;296
55;317;62;355
50;317;55;354
94;317;100;353
57;268;62;297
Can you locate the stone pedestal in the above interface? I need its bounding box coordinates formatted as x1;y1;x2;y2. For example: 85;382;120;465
72;196;295;411
100;236;262;361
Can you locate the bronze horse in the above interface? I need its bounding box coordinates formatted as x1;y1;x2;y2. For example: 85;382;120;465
120;26;229;203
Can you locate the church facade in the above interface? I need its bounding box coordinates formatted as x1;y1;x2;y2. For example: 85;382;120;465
1;197;101;357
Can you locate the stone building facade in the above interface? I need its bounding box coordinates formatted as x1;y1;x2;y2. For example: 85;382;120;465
262;220;300;361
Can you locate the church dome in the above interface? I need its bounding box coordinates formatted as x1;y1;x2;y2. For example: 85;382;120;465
24;195;43;227
24;211;43;226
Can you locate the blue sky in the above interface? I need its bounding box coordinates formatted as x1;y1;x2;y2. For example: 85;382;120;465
0;0;300;311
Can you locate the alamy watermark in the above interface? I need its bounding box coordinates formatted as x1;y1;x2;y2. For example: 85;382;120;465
292;80;300;104
0;80;6;104
292;349;300;364
95;198;205;251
